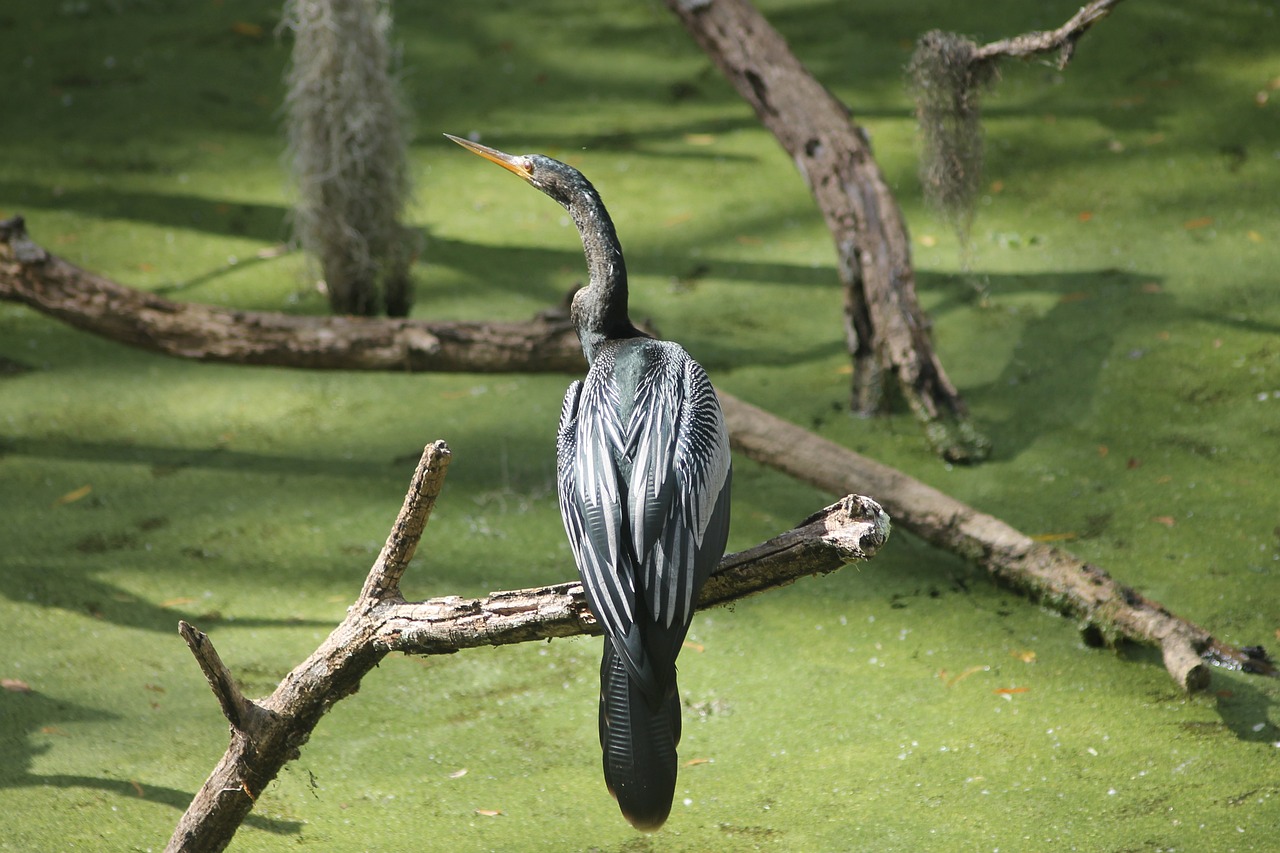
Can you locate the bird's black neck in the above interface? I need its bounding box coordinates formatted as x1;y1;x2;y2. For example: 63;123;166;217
563;183;643;364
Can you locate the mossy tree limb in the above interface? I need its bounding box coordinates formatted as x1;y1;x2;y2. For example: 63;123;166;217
166;441;889;852
664;0;989;463
909;0;1128;256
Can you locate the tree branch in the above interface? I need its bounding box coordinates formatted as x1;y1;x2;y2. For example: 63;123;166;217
166;442;889;852
4;215;1270;694
718;393;1276;691
663;0;989;463
0;216;587;374
972;0;1127;67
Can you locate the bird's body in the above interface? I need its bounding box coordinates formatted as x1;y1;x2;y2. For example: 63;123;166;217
448;134;732;830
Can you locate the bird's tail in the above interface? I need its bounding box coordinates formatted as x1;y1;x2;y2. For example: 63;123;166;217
599;637;682;831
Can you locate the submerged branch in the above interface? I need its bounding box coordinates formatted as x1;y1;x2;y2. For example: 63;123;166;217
718;394;1275;691
167;441;888;852
5;214;1269;694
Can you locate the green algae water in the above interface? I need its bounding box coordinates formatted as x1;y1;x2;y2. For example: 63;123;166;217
1;0;1277;850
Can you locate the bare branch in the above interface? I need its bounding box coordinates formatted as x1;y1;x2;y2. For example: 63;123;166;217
0;216;587;375
358;440;452;603
177;621;258;732
166;441;889;852
973;0;1127;67
718;392;1276;691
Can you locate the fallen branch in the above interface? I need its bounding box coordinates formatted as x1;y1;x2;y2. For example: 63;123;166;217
718;393;1276;691
166;440;889;852
0;216;586;374
4;218;1270;693
664;0;989;463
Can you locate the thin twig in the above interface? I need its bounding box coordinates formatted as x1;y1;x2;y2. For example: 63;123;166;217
972;0;1127;67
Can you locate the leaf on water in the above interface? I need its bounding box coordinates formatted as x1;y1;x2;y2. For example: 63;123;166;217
2;678;32;693
53;484;92;506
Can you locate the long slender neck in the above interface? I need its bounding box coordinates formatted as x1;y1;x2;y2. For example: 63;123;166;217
564;184;640;363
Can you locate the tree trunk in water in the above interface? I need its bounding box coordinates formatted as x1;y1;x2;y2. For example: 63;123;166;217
663;0;989;463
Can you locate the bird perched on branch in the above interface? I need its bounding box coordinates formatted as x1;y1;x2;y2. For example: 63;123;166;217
447;133;732;831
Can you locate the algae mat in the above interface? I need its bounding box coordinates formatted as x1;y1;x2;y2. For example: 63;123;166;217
1;0;1277;850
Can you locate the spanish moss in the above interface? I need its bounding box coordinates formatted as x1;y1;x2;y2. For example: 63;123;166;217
281;0;417;316
908;30;997;252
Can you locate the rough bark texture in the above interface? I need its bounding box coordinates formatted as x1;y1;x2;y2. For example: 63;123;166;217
718;393;1275;690
0;217;585;374
972;0;1126;67
166;441;888;852
664;0;989;463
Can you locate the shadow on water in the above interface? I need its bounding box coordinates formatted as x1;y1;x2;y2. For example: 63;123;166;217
917;267;1168;460
0;687;301;836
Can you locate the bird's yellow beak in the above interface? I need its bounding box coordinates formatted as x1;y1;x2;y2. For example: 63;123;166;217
445;133;533;182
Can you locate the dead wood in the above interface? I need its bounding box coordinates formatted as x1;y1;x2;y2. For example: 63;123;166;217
718;393;1276;691
4;215;1270;696
0;216;586;374
971;0;1127;67
663;0;989;463
166;441;889;852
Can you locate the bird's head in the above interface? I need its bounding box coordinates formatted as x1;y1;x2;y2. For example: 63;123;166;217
445;133;592;209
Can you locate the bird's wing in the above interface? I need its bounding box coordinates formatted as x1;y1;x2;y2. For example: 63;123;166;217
626;346;732;635
557;376;638;644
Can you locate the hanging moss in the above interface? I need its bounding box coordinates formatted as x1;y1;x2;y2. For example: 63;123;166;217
281;0;417;316
907;30;997;249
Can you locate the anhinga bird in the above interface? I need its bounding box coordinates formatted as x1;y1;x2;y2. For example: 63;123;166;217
447;134;732;830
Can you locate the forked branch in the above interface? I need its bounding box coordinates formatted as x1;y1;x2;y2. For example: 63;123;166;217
166;441;889;852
